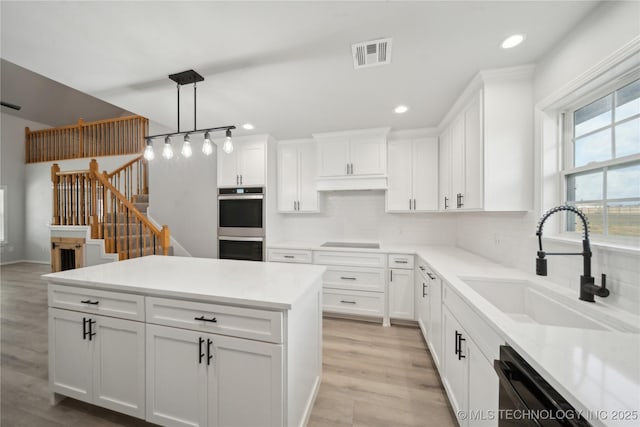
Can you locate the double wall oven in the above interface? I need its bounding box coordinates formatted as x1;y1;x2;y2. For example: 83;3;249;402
217;187;265;261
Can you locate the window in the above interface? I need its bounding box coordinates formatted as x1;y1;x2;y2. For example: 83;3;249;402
564;78;640;239
0;186;5;243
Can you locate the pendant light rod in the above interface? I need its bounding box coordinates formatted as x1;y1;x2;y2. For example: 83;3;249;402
177;83;180;133
194;82;197;131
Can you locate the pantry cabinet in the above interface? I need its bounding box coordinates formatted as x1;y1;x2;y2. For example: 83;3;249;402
277;139;319;212
386;138;438;212
218;136;268;187
438;65;533;211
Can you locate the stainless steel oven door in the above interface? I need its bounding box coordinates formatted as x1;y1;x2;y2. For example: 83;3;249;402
218;236;264;262
218;194;264;237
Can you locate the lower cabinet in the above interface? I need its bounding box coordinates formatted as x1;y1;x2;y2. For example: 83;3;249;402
442;306;469;420
48;308;145;418
389;268;414;320
146;324;283;427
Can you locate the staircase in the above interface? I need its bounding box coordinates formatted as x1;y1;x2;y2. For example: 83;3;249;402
51;156;171;260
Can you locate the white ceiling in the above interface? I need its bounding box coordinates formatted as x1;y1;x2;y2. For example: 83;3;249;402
1;1;599;139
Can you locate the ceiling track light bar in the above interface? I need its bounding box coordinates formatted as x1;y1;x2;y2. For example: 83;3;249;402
144;69;236;159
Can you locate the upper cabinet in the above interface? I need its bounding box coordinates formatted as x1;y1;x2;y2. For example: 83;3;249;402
277;139;319;213
218;135;268;187
314;127;389;191
438;65;534;212
386;137;438;212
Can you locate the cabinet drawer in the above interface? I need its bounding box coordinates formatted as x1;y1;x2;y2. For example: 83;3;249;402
314;251;386;268
323;266;385;292
323;289;384;317
388;254;414;269
146;297;283;344
442;282;503;362
48;284;144;321
267;248;312;264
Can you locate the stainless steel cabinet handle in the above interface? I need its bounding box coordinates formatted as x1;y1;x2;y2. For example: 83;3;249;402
339;300;356;304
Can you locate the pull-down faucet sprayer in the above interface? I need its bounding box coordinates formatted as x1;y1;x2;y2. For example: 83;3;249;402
536;205;609;303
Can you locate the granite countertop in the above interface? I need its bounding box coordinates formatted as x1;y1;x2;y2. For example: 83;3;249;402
42;255;326;310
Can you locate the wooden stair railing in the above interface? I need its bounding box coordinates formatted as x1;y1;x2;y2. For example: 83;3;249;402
106;155;149;201
51;159;170;259
26;115;148;164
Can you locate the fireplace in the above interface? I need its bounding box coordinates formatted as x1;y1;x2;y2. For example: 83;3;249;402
51;237;84;272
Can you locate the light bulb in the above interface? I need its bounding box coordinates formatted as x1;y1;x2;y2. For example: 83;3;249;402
202;131;214;155
222;129;234;154
143;140;155;160
181;134;192;158
162;136;174;159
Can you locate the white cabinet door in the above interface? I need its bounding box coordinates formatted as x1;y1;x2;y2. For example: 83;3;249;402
428;276;443;369
208;334;283;427
317;137;349;177
412;138;439;211
389;269;414;320
439;129;452;210
386;140;413;211
146;324;208;427
451;116;466;210
467;339;498;427
238;140;265;186
218;148;239;187
463;92;483;210
277;144;298;212
350;137;386;176
93;316;145;418
416;271;429;333
297;141;319;212
442;307;469;425
49;308;93;403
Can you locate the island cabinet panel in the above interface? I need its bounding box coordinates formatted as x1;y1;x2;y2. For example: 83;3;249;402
48;308;145;418
145;297;283;343
146;324;284;427
49;284;145;321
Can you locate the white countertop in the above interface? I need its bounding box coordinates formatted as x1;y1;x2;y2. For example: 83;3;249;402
42;255;326;310
269;241;640;426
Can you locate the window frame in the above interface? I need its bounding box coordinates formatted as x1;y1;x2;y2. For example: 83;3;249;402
560;71;640;245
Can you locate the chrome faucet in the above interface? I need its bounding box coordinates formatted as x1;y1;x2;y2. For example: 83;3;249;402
536;205;609;303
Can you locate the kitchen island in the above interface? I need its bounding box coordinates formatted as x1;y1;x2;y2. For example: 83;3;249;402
43;255;326;427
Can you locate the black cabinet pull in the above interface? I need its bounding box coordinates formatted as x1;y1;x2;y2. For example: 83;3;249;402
81;299;99;305
340;276;357;281
455;330;466;360
198;337;205;364
88;319;96;341
207;339;213;366
395;260;408;264
419;266;425;271
339;300;356;304
454;330;460;355
283;255;295;259
82;317;88;340
427;273;436;280
194;315;217;323
422;283;428;297
390;270;393;281
444;196;449;209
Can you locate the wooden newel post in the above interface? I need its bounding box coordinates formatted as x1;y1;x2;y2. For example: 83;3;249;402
161;226;170;256
77;118;85;158
51;163;60;225
89;159;99;238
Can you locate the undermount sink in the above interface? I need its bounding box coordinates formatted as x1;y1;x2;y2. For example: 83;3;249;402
320;241;380;249
460;277;612;331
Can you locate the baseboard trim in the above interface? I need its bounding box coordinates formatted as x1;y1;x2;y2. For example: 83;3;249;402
0;259;50;266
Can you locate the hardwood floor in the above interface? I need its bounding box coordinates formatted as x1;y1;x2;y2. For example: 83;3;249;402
1;262;455;426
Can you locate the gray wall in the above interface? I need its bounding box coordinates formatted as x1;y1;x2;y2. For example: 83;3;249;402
0;113;50;263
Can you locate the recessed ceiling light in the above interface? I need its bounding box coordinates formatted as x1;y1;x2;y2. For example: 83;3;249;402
242;123;254;130
394;105;409;114
501;34;525;49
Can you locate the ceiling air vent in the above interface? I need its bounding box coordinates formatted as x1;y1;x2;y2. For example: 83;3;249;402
352;38;392;69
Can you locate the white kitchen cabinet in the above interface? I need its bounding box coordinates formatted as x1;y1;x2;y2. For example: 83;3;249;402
218;136;267;187
438;66;533;211
314;128;389;190
277;139;319;212
467;338;499;427
442;306;469;424
49;308;145;419
146;324;283;427
389;268;414;320
387;138;438;212
416;259;443;370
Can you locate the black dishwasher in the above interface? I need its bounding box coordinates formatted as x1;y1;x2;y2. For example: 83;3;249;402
494;345;591;427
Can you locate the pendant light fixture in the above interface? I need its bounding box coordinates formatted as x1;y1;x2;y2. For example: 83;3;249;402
144;69;235;160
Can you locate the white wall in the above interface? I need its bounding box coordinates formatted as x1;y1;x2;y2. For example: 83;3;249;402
24;154;139;263
455;1;640;314
0;113;50;263
276;191;457;245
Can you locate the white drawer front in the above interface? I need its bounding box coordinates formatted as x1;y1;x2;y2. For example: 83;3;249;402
146;297;283;343
48;284;144;321
388;254;414;269
267;249;312;264
314;251;386;268
323;266;385;292
442;282;503;361
323;289;384;317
